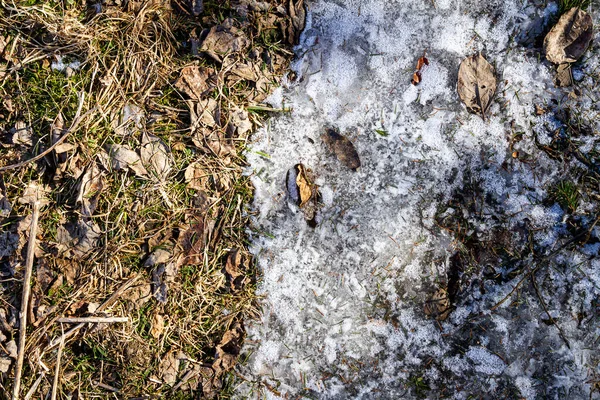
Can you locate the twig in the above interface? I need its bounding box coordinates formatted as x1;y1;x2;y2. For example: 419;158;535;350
56;317;128;324
50;326;64;400
531;273;571;349
12;199;41;400
0;93;92;172
48;275;139;348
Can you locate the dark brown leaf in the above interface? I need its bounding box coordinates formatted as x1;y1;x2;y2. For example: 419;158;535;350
321;128;361;170
457;53;497;120
544;8;593;64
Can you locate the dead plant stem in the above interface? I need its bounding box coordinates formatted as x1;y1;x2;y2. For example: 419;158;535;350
12;199;41;400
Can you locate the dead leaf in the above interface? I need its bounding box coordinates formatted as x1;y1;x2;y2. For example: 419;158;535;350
321;128;361;170
112;103;144;136
159;351;180;385
140;132;172;180
286;164;321;227
295;164;313;207
18;182;50;206
150;313;165;339
5;340;17;358
224;249;247;290
36;259;54;293
228;108;252;137
184;162;208;191
544;8;593;64
56;219;101;259
174;65;216;100
105;144;148;177
189;98;218;130
0;357;10;373
199;21;249;63
176;219;207;267
287;0;306;45
555;63;573;87
212;323;243;377
411;71;421;85
145;248;174;303
457;53;497;120
424;287;452;321
11;121;32;146
77;163;104;217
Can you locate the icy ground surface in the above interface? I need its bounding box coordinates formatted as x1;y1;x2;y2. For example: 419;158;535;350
240;0;600;398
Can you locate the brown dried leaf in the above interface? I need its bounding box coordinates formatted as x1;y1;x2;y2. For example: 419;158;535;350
106;144;148;177
321;128;361;170
544;8;592;64
424;287;452;321
295;164;313;207
140;132;172;181
555;63;574;87
287;0;306;45
200;21;249;62
159;351;180;385
77;163;104;217
184;162;208;191
176;220;207;267
174;65;216;100
457;53;497;120
225;249;247;290
150;313;165;339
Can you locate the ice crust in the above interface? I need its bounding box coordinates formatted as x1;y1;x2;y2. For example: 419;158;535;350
241;0;600;398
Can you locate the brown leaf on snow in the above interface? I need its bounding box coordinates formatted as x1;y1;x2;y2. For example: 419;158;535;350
199;21;249;63
321;127;361;170
295;164;313;207
457;53;497;120
174;65;216;101
424;287;452;321
286;164;321;227
555;63;574;87
544;7;592;65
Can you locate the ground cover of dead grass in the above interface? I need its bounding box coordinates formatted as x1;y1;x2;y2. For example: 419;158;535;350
0;0;304;397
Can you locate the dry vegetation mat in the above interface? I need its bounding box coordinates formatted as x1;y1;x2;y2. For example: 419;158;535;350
0;0;303;397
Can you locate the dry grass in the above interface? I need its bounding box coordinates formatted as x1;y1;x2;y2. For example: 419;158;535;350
0;0;301;397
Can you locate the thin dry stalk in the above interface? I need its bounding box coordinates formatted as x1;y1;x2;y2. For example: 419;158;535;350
56;317;128;324
50;327;65;400
12;199;41;400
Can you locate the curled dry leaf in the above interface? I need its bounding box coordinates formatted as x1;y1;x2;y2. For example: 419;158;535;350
544;8;592;65
321;128;361;170
225;249;248;290
457;53;497;120
411;53;429;86
285;164;321;227
140;132;172;181
77;163;104;217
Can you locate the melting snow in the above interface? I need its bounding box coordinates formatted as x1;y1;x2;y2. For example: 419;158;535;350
240;0;600;398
